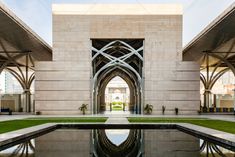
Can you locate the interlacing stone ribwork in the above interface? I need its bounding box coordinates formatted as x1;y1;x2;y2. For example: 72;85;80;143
92;39;143;87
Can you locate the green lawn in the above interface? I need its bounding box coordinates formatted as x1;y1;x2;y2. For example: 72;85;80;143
0;117;107;134
128;117;235;134
1;117;234;135
112;104;124;111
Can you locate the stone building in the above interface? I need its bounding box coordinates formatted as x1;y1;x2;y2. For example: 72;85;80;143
35;4;200;115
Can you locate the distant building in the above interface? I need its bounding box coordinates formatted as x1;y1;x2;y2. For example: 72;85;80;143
105;76;130;110
4;71;23;94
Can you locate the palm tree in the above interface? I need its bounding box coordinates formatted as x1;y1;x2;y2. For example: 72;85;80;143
144;104;153;114
79;104;88;115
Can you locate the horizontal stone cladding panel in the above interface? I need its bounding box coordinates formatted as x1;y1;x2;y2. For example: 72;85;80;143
150;110;198;115
35;71;90;81
53;15;181;61
53;41;90;51
175;72;199;80
144;91;200;101
35;91;90;101
144;71;199;81
145;100;199;110
144;40;181;61
35;61;91;71
53;32;90;42
89;15;181;38
143;99;199;115
35;110;92;115
35;101;90;111
145;81;199;91
144;61;199;71
53;15;90;32
35;81;90;91
53;52;91;61
176;61;200;71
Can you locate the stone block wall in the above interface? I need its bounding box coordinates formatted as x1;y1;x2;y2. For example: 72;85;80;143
35;4;200;114
144;61;200;114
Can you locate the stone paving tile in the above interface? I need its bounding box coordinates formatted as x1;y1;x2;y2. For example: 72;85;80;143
0;113;234;122
105;117;129;124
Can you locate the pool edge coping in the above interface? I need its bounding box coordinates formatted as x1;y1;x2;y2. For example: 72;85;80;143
0;122;234;151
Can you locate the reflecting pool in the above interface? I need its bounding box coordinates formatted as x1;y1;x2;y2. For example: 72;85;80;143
0;129;234;157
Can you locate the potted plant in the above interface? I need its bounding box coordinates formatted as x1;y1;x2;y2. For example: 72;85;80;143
202;106;207;113
144;104;153;114
8;109;12;115
175;107;179;115
79;104;88;115
19;107;23;112
35;111;41;115
123;103;126;111
162;105;166;115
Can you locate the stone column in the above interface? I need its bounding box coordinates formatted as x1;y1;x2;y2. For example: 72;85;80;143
24;89;31;112
203;89;211;111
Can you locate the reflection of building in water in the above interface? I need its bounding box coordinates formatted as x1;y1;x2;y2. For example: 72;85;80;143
144;130;200;157
200;71;235;108
105;76;130;105
199;140;234;156
0;129;234;157
34;129;91;157
0;140;35;157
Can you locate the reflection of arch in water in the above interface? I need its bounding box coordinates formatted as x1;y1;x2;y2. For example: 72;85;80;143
200;140;227;156
4;140;35;157
93;129;143;157
92;39;144;114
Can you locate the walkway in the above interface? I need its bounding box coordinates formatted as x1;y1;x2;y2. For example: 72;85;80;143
105;117;129;124
0;113;234;123
128;114;235;122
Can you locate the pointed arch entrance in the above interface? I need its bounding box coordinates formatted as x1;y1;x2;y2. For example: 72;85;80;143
97;70;138;113
104;76;130;112
91;39;144;114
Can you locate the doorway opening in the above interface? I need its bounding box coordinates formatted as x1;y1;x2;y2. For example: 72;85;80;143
104;76;130;112
91;39;144;114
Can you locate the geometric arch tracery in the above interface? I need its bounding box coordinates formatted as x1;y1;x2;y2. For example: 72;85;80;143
91;39;144;113
92;39;143;88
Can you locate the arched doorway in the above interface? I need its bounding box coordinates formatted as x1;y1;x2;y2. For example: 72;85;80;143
91;39;143;114
104;76;130;112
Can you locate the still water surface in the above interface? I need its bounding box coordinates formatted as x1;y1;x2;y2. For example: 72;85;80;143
0;129;234;157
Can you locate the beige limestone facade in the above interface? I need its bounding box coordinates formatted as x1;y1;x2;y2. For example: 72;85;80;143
35;4;200;115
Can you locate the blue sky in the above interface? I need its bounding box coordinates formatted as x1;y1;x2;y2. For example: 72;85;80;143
1;0;235;46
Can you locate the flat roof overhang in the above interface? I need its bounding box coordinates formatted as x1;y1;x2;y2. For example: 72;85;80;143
0;2;52;63
183;2;235;68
